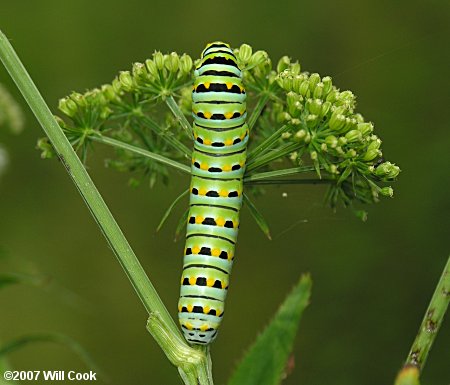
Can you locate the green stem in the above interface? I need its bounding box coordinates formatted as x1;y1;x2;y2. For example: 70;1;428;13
0;29;211;384
248;91;270;131
166;95;193;138
90;135;191;174
245;178;332;186
246;124;289;162
405;255;450;371
245;142;299;173
244;165;316;183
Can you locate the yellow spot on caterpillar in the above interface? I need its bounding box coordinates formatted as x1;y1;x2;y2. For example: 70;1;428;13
207;278;214;287
185;322;193;330
178;305;182;312
195;216;204;224
216;309;222;317
192;246;200;254
216;217;225;227
221;281;227;289
199;187;207;195
203;138;212;145
203;306;210;314
200;324;209;332
204;82;210;89
228;252;233;260
200;163;209;170
222;164;232;171
211;248;221;257
224;112;234;119
219;190;228;197
187;304;193;313
226;82;233;89
203;111;212;119
233;221;239;228
189;277;196;285
224;139;233;146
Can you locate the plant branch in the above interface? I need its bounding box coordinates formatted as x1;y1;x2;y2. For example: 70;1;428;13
405;255;450;372
166;95;193;139
248;91;270;131
244;165;316;183
90;135;191;174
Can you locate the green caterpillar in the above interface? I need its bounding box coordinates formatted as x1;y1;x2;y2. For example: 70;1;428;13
178;42;248;345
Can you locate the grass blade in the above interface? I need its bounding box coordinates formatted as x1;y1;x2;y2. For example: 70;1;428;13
227;274;312;385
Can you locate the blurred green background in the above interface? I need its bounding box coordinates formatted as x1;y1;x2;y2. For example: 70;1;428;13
0;1;449;384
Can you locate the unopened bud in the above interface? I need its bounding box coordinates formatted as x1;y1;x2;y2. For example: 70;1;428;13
277;56;290;73
345;129;362;142
145;59;159;78
309;73;320;92
119;71;134;91
165;52;179;72
153;51;164;70
313;82;324;99
58;97;78;117
325;135;338;148
380;187;394;197
357;122;374;136
180;54;193;74
238;44;252;64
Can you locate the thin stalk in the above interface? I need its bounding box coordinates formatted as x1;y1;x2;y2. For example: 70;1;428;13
0;30;213;385
246;124;289;163
405;256;450;371
244;165;316;183
166;95;193;138
245;178;333;186
248;92;270;131
0;28;181;340
90;135;191;174
245;142;303;173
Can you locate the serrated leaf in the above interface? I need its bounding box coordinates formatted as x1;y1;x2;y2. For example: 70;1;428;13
227;274;312;385
243;193;272;240
156;189;189;232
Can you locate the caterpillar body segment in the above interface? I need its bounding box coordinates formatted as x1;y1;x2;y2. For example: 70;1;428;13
178;42;248;345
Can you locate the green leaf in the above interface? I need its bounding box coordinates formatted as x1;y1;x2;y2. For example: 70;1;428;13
243;194;272;240
157;189;189;232
0;333;103;380
227;274;312;385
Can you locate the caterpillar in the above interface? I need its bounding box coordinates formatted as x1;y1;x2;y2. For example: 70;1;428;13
178;41;248;345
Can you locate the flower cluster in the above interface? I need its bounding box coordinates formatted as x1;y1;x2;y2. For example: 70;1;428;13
40;43;400;214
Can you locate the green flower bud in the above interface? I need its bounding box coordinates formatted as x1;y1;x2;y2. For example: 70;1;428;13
153;51;164;70
306;114;318;128
329;164;338;174
325;135;338;148
277;56;290;73
132;62;147;79
100;106;113;120
299;78;310;97
145;59;159;78
313;82;324;99
362;148;379;161
321;101;332;117
290;62;301;75
119;71;134;91
101;84;116;101
290;118;301;126
310;150;318;160
338;136;347;146
179;54;193;74
58;97;78;117
329;114;346;131
309;99;322;116
249;50;268;68
374;162;400;179
309;73;320;92
357;122;374;136
322;76;332;95
289;151;298;161
36;137;56;159
165;52;179;72
294;129;306;141
70;92;86;107
345;129;362;142
326;89;339;103
238;44;252;64
346;149;357;158
394;365;420;385
380;186;394;197
354;113;364;123
321;143;327;152
112;77;122;93
281;132;292;139
367;138;381;151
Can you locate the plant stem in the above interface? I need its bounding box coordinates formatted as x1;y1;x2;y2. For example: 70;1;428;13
0;29;213;384
166;95;193;138
248;92;270;131
405;255;450;371
244;165;316;183
90;135;191;174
